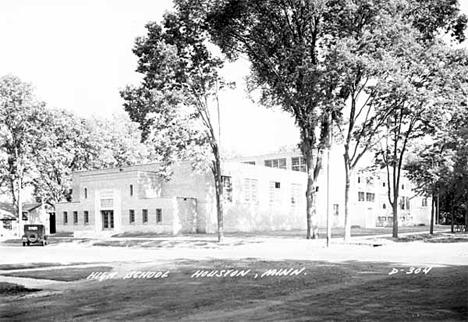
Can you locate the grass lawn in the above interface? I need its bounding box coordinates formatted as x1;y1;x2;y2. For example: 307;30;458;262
1;259;466;321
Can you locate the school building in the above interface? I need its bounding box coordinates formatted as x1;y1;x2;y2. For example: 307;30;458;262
54;149;432;236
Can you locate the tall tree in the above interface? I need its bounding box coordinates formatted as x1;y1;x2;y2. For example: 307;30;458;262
121;2;229;242
0;75;45;233
32;111;149;204
205;0;417;239
372;40;468;238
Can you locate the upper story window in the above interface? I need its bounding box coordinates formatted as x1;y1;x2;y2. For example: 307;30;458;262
422;198;428;207
130;184;134;196
84;188;88;199
358;192;365;201
291;157;306;172
221;176;233;202
264;158;286;170
366;193;375;202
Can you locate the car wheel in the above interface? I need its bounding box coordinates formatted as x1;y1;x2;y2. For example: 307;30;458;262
22;242;26;246
27;241;30;246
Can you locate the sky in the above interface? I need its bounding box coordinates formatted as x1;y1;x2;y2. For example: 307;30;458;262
0;0;299;157
1;0;467;157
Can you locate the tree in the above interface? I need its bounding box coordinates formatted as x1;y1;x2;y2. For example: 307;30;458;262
32;111;149;204
121;1;229;242
372;40;468;238
205;0;425;239
0;75;46;233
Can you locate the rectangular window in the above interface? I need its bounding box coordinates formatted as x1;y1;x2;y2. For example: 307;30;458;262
366;193;375;202
73;211;78;224
156;209;162;223
100;199;113;208
244;178;258;203
84;188;88;199
142;209;148;223
291;157;306;172
358;192;365;202
422;198;427;207
243;161;255;165
333;204;339;216
84;211;89;224
264;158;286;170
269;181;281;203
358;176;361;184
405;196;410;210
221;175;233;202
63;212;68;224
130;184;134;196
291;184;301;206
129;209;135;223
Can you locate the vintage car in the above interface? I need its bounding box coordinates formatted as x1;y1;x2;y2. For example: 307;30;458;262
22;224;48;246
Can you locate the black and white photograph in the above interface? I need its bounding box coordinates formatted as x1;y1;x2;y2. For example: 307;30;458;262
0;0;467;321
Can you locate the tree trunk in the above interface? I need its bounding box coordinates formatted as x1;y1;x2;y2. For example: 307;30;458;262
344;162;351;241
430;192;435;235
450;205;454;233
392;200;398;238
304;143;319;239
212;145;224;243
17;177;23;238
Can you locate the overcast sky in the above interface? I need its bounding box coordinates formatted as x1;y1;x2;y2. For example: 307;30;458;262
1;0;467;157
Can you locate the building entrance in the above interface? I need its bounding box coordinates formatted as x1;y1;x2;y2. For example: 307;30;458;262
101;210;114;230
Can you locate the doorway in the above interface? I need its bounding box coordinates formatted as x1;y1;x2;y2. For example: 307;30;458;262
49;212;56;234
101;210;114;230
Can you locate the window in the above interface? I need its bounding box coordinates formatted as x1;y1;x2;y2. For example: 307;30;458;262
142;209;148;223
269;181;281;203
422;198;428;207
383;182;386;187
264;158;286;170
366;193;375;202
383;203;386;209
84;188;88;199
84;211;89;224
129;209;135;223
156;209;162;223
63;212;68;224
291;157;306;172
243;161;255;165
291;184;301;206
402;184;405;190
400;196;410;210
130;184;134;196
244;178;258;203
358;192;365;201
333;204;339;216
101;199;113;208
221;176;233;202
315;186;319;192
73;211;78;224
358;176;361;184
